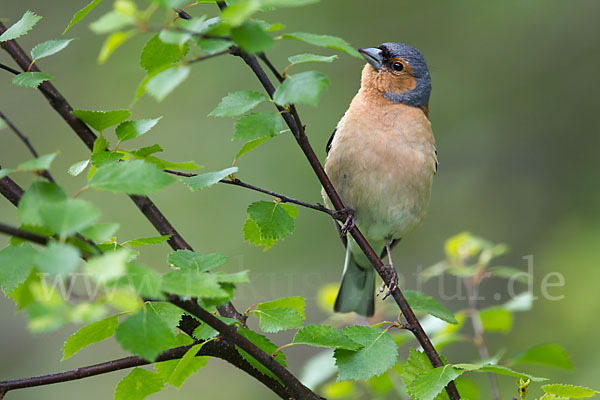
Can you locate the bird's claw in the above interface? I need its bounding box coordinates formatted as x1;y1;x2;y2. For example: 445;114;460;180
377;264;399;300
334;208;355;236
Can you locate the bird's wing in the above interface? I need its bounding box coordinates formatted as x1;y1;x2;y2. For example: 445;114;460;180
326;127;337;154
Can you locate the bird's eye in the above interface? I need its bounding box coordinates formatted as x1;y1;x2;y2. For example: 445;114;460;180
391;62;404;72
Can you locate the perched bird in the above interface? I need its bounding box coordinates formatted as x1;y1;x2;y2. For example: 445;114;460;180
322;43;437;317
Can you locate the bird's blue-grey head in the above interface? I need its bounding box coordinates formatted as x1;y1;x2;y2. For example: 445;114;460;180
358;42;431;109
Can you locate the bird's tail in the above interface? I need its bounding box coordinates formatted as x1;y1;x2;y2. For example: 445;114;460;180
334;243;376;317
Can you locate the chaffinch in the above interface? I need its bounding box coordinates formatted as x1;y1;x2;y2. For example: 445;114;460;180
322;43;437;317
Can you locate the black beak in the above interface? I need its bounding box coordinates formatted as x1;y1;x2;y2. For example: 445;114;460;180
358;47;383;71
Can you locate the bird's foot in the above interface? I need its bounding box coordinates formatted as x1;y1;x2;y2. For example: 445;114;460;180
333;208;356;236
377;264;399;300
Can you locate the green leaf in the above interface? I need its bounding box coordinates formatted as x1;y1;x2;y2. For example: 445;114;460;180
118;263;164;300
209;90;269;118
408;365;463;400
510;343;572;369
39;198;101;236
220;0;261;26
231;20;274;53
116;117;162;142
162;343;209;388
181;167;237;191
160;270;227;299
85;249;131;284
490;266;531;283
454;363;546;381
215;270;249;284
68;159;90;176
234;137;270;162
134;155;200;170
479;307;513;332
247;200;295;240
256;296;305;318
197;38;233;54
168;250;228;272
114;367;164;400
34;242;80;276
93;135;109;153
0;10;42;42
334;326;397;381
89;160;175;195
12;72;54;88
64;0;104;34
254;307;303;333
273;71;329;106
293;325;362;350
236;326;287;380
233;112;285;141
288;53;338;65
147;301;184;330
18;182;67;226
16;152;58;171
146;66;190;102
403;290;457;324
90;151;124;168
131;144;163;157
30;39;74;60
123;235;172;247
80;222;119;242
280;32;361;59
71;109;131;132
116;308;175;361
0;244;36;295
243;217;276;249
98;30;135;64
89;11;135;34
542;384;598;399
62;314;119;360
140;34;184;72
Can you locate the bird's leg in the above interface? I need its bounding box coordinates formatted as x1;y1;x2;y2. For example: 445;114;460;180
377;239;399;300
333;208;356;236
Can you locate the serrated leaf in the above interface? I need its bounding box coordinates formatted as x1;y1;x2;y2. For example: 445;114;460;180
479;307;513;332
280;31;361;59
71;109;131;132
116;308;175;361
92;135;109;153
454;363;546;381
135;155;200;170
236;326;287;380
80;222;119;242
181;167;237;191
243;217;276;249
334;326;397;381
140;34;183;72
146;66;190;102
39;198;100;236
256;296;305;318
62;314;119;360
0;244;36;295
116;117;162;142
215;270;249;284
404;290;457;324
147;301;184;330
408;365;463;400
16;152;58;171
168;250;228;272
98;30;135;64
247;200;295;240
12;72;54;88
273;71;329;106
114;367;164;400
34;242;80;276
89;160;174;195
255;307;303;333
232;20;274;53
234;137;270;162
68;159;90;176
209;90;269;118
132;144;163;157
123;235;172;247
0;10;42;42
30;39;74;60
161;270;227;299
116;263;163;300
510;343;572;369
90;151;124;168
18;181;67;226
233;112;285;141
288;53;338;65
85;249;131;284
164;343;209;388
64;0;104;34
542;384;598;398
293;325;362;350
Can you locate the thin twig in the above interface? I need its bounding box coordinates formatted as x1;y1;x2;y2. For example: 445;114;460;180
188;49;231;64
0;222;49;245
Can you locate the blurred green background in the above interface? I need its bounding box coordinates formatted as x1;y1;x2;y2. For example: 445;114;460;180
1;0;599;399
